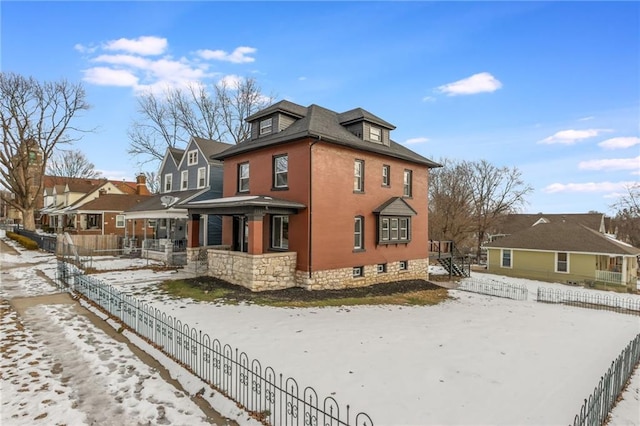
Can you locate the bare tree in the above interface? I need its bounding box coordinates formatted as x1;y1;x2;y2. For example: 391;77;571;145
0;72;90;230
143;171;160;194
428;159;475;248
128;77;272;166
610;183;640;247
46;149;101;179
469;159;533;258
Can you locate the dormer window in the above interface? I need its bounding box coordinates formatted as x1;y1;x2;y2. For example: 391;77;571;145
260;118;273;135
370;127;381;142
187;150;198;165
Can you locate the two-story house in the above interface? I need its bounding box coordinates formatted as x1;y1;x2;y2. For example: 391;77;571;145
124;137;232;260
182;100;440;291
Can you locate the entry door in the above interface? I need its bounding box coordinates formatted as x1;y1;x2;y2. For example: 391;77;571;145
233;216;248;252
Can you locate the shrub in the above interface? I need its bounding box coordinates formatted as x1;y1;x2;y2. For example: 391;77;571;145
6;232;39;250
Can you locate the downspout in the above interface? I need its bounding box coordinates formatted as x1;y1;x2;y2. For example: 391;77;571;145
308;136;322;279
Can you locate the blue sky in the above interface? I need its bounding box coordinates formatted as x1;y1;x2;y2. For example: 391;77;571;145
2;1;638;215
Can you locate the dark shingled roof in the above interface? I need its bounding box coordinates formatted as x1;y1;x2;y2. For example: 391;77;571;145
191;137;233;161
484;221;640;255
490;213;605;235
214;102;441;168
70;194;152;212
125;189;206;213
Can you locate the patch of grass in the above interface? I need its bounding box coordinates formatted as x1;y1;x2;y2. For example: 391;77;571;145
159;277;450;308
161;279;235;302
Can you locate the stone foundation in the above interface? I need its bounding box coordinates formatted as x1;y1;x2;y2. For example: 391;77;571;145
296;258;429;290
206;249;297;291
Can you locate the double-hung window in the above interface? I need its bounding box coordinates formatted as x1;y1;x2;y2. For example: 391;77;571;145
370;127;381;142
164;174;173;192
197;167;206;188
354;160;364;192
382;165;390;187
181;170;188;190
238;162;249;192
378;216;411;244
187;150;198;165
556;252;568;272
115;215;125;228
501;249;512;268
354;216;364;250
403;169;412;197
272;215;289;249
260;118;273;135
273;155;288;188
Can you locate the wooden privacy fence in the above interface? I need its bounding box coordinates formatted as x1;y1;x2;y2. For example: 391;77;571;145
61;234;122;255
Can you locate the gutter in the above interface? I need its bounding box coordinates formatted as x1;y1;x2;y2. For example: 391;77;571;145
308;135;322;279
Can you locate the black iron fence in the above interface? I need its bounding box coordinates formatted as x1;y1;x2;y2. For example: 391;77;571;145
537;288;640;316
457;278;528;301
15;228;57;253
571;333;640;426
56;261;373;426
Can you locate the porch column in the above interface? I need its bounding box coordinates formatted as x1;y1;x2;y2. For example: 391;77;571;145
188;214;200;248
247;213;264;255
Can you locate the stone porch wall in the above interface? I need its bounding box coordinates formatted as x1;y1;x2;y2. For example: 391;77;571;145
206;249;297;291
296;258;429;290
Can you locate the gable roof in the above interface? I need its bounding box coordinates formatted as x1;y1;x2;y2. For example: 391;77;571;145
124;189;206;214
484;221;640;256
69;194;152;212
190;137;233;162
373;197;417;216
490;213;605;235
214;102;441;168
42;176;138;195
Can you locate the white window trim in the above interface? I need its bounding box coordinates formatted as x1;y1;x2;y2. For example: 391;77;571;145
238;163;250;192
555;252;569;273
403;169;412;197
354;160;364;192
164;174;173;193
115;215;125;228
501;249;512;268
370;126;381;142
399;260;408;271
377;263;387;274
382;165;390;186
354;216;364;250
352;266;364;278
187;150;198;166
271;215;289;249
181;170;188;190
197;167;206;188
273;155;288;188
260;118;273;135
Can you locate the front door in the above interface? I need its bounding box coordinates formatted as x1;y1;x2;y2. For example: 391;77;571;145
232;216;248;252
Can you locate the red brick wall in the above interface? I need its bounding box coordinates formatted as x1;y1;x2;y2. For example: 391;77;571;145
221;138;430;273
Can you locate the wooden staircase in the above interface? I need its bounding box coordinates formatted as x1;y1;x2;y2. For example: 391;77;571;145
429;240;471;278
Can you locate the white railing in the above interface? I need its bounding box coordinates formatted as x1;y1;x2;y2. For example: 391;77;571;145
595;270;623;285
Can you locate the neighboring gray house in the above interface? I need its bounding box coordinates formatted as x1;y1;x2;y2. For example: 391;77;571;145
124;137;231;262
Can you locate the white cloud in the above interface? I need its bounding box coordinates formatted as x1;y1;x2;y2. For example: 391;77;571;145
197;46;256;63
298;76;307;81
544;181;636;194
578;116;595;121
436;72;502;96
578;156;640;171
404;137;430;145
74;43;97;54
422;96;436;102
598;136;640;150
82;67;139;87
217;74;243;90
104;36;167;56
539;129;611;145
78;37;257;92
92;54;150;69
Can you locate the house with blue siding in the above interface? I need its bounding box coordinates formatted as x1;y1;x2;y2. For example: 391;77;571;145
124;137;231;263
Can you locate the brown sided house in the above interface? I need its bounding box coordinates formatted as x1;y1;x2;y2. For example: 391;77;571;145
182;100;441;291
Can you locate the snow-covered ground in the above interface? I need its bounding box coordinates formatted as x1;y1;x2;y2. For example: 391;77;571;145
2;232;639;425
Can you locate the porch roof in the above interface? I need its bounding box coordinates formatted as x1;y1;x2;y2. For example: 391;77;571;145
182;195;306;216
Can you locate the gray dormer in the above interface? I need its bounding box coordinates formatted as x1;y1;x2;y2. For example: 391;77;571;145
338;108;396;147
247;100;307;140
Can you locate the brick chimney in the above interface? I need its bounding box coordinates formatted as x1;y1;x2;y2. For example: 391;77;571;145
98;188;107;197
136;174;150;195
